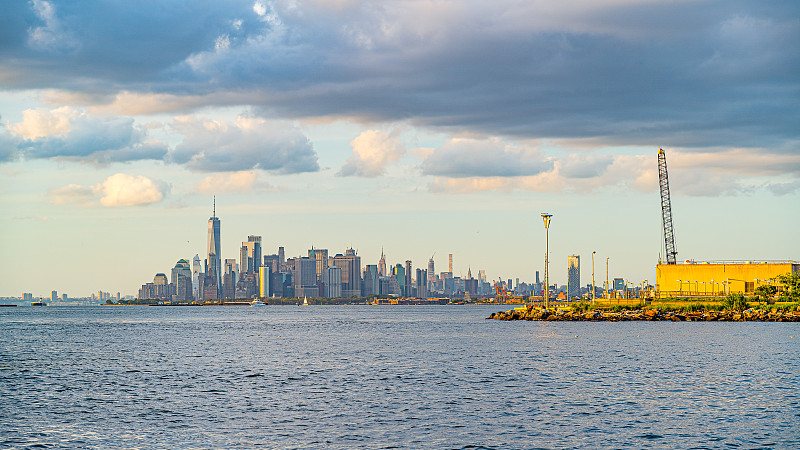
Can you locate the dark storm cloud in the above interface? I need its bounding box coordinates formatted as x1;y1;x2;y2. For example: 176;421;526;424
1;0;798;155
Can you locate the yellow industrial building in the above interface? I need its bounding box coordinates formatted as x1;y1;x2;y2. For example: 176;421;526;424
656;260;799;298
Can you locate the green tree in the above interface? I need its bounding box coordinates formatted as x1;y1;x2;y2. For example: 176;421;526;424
722;293;749;311
776;272;800;301
754;284;778;304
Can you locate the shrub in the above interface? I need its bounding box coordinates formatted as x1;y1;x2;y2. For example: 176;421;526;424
722;293;749;312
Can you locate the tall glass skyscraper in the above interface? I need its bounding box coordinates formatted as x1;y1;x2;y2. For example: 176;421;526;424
567;255;581;300
207;198;222;298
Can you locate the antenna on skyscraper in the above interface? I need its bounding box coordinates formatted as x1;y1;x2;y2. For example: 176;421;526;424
213;195;216;218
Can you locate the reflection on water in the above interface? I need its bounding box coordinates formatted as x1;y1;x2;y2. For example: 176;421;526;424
1;306;798;448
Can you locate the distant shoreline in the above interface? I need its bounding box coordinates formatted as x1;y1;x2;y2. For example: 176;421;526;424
489;306;800;322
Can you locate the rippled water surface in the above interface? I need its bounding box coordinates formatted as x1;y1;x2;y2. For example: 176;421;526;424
1;305;799;449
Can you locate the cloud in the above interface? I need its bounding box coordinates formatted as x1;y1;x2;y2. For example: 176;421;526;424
338;128;406;177
194;170;278;194
27;0;77;52
10;106;78;138
420;138;552;178
558;154;615;179
47;173;167;207
169;115;318;173
10;108;168;164
97;173;166;206
47;183;95;206
0;0;797;176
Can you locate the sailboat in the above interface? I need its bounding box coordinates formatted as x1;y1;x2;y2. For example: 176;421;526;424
302;296;309;306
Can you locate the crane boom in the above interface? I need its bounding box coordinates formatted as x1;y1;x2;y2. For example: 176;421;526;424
658;147;678;264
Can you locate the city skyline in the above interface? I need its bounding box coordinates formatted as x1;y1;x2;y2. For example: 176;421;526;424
2;1;799;296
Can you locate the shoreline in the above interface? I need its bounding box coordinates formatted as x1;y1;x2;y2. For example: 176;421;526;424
488;306;800;322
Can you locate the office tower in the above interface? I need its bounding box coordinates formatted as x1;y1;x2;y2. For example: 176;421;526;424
613;278;624;291
465;277;478;299
240;236;262;275
392;264;405;296
278;247;285;271
23;293;32;301
192;254;201;299
478;269;486;283
363;265;379;297
416;268;428;298
309;248;329;281
536;271;540;284
294;257;319;298
259;266;270;298
427;257;435;287
323;266;342;298
172;259;193;301
224;259;238;285
405;260;412;297
222;272;234;299
51;290;57;302
332;248;361;297
263;254;280;273
448;253;453;273
207;198;222;298
378;249;387;277
568;255;581;300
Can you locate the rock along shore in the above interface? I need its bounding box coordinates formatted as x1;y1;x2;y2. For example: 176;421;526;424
488;307;800;322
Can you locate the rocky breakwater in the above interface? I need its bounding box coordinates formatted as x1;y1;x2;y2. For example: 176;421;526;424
488;307;800;322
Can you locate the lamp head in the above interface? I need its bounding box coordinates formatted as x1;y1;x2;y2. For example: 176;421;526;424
541;213;552;229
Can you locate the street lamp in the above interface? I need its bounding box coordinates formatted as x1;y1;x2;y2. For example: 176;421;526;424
541;213;552;309
592;252;597;303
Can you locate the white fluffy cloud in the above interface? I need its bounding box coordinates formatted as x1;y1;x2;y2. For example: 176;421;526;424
48;173;167;207
338;129;406;177
10;106;78;138
97;173;166;206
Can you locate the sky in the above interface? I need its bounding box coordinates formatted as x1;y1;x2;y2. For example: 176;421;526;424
1;0;799;297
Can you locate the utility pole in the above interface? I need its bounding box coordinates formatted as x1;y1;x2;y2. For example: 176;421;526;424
592;251;597;303
541;213;552;309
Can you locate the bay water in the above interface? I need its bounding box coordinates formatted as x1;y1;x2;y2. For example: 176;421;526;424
1;305;798;448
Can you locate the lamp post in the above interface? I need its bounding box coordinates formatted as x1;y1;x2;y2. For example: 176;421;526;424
541;213;552;309
592;252;597;303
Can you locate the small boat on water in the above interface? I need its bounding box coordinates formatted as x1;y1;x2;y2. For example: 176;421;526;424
302;296;309;306
31;301;46;306
250;299;266;307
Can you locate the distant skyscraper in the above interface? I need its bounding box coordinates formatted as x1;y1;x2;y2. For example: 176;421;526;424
51;290;57;302
405;260;412;297
240;236;262;275
416;268;428;298
309;248;329;281
278;247;285;270
427;257;436;291
192;254;201;299
392;264;405;297
378;249;387;277
567;255;581;300
330;248;361;297
259;266;270;298
323;266;342;299
294;257;319;298
207;197;222;298
363;265;379;297
172;259;193;301
449;253;453;273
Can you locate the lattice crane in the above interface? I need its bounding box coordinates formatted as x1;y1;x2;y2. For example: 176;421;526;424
658;147;678;264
